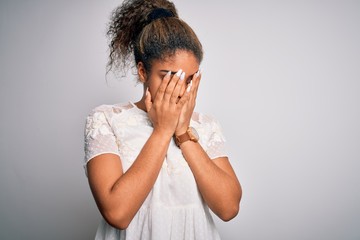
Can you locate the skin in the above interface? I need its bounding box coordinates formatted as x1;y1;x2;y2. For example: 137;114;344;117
87;50;242;230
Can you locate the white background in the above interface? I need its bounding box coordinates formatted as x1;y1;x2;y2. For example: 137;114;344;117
1;0;359;239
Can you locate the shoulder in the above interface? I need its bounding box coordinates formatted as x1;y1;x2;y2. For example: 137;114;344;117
191;112;227;146
86;102;131;119
84;103;132;139
84;102;131;132
191;112;224;136
191;112;221;127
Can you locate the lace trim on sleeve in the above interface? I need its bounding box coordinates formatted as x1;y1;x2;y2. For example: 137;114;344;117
83;106;120;169
197;113;228;159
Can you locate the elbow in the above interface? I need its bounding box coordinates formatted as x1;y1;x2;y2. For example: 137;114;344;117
218;203;240;222
102;209;131;230
218;188;242;222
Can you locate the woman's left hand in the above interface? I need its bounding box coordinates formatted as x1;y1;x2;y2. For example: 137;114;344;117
175;69;202;136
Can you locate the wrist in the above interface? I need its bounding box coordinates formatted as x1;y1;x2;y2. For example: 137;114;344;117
175;128;188;136
175;123;190;136
152;127;174;139
174;126;199;147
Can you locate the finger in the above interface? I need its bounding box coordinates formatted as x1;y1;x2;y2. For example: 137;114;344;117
145;87;152;112
192;69;202;95
191;69;202;100
177;87;191;109
187;80;198;105
163;69;183;102
154;71;171;103
185;80;193;104
170;71;186;104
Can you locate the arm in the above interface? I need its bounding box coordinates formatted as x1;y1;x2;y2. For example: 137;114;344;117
87;130;171;230
175;70;242;221
86;70;189;229
179;141;242;221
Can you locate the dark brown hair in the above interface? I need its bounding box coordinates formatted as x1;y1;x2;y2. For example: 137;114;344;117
106;0;203;76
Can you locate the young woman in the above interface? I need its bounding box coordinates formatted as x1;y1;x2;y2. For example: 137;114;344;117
84;0;242;239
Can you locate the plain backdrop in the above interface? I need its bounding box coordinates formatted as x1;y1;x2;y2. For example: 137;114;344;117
1;0;359;239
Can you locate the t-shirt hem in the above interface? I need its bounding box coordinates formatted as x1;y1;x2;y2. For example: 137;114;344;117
83;151;121;177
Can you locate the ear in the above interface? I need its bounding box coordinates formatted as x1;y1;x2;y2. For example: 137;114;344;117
137;62;147;83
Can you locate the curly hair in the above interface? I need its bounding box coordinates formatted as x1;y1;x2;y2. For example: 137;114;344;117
106;0;203;77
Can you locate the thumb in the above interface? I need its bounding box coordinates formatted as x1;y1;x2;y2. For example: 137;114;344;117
145;87;152;112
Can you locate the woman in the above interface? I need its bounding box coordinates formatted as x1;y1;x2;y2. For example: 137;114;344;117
84;0;242;239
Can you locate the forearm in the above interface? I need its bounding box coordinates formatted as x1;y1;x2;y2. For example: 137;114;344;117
106;130;171;228
180;141;241;221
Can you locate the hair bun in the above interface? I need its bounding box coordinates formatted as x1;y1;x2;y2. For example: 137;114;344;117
106;0;202;77
146;8;175;25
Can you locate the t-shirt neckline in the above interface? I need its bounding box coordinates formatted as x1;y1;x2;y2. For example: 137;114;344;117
128;101;147;114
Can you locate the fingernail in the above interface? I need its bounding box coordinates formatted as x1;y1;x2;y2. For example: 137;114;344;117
195;70;200;77
186;84;191;92
199;67;203;75
176;69;183;77
166;71;171;77
180;72;185;81
146;87;149;96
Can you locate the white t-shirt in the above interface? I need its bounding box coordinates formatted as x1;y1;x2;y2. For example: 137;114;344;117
84;101;227;240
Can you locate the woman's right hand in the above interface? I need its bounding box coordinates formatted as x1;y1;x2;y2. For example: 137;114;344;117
145;69;189;137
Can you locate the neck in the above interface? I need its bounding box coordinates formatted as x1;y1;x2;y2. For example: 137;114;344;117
134;98;147;112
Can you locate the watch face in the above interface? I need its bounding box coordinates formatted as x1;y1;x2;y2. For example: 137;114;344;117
188;127;199;141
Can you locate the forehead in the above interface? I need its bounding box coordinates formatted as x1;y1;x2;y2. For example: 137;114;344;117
151;50;199;74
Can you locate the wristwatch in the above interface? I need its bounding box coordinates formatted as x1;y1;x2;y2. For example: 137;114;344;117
174;127;199;147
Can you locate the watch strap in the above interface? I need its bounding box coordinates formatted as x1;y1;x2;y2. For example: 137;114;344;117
175;131;191;146
175;127;198;147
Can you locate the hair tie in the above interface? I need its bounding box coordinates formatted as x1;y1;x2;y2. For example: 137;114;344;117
146;8;175;25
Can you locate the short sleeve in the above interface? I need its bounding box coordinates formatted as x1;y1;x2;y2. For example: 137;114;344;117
83;108;120;171
201;115;228;159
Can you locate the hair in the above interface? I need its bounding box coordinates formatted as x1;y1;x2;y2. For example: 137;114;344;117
106;0;203;77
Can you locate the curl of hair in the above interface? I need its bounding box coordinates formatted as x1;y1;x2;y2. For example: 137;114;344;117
106;0;203;77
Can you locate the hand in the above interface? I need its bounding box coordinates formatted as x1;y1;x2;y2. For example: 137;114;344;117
145;70;190;137
175;69;202;136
